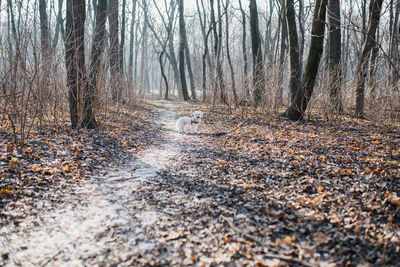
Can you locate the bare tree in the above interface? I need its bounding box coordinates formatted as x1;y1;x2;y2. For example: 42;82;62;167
249;0;265;106
128;0;137;89
86;0;108;129
178;0;190;100
65;0;89;128
283;0;328;120
183;21;196;100
327;0;342;112
223;0;238;105
285;0;301;101
276;0;288;108
119;0;126;73
145;0;183;98
354;0;383;117
108;0;121;101
196;0;212;100
238;0;249;100
52;0;65;50
389;0;400;84
39;0;49;58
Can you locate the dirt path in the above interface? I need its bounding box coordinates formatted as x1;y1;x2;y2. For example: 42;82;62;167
1;100;221;266
2;100;399;266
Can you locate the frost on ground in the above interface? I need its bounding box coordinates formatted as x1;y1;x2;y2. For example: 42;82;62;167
1;100;399;266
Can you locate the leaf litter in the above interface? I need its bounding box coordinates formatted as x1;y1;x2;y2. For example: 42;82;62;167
0;100;399;266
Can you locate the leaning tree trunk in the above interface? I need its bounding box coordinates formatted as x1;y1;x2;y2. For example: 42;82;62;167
328;0;342;112
249;0;265;106
65;0;87;129
285;0;301;101
283;0;327;120
354;0;383;117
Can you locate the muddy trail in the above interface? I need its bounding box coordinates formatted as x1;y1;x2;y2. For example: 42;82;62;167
1;100;399;266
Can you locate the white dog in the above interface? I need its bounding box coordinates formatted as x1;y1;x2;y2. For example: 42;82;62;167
177;111;204;134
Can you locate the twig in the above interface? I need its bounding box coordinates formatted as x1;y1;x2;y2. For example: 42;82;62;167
264;253;315;267
221;215;314;267
41;250;63;267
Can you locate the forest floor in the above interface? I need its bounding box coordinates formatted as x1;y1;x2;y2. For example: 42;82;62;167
0;99;399;266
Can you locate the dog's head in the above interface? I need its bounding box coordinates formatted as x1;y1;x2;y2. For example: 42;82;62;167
193;111;204;122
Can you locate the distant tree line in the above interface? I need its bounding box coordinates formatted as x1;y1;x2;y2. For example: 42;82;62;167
1;0;398;131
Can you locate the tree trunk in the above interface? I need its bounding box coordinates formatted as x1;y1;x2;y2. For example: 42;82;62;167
52;0;64;50
327;0;342;112
238;0;249;100
354;0;383;117
276;0;287;108
283;0;327;120
119;0;126;73
108;0;120;101
65;0;87;129
249;0;265;106
196;0;212;100
140;19;149;94
224;0;238;105
210;0;218;104
390;0;400;84
184;33;196;100
210;0;226;105
285;0;301;101
298;0;305;67
216;0;227;104
128;0;137;89
7;0;22;65
159;50;169;99
86;0;108;129
178;0;190;100
39;0;49;58
164;2;183;98
361;0;368;42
